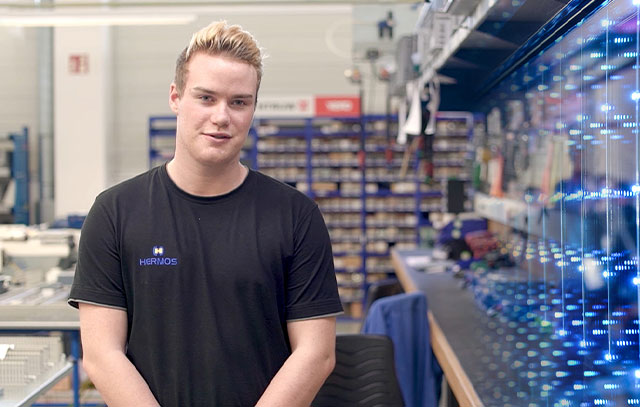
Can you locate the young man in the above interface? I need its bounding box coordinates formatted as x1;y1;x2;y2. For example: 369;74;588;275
68;21;343;407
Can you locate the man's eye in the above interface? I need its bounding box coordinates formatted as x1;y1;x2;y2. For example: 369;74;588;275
232;100;247;106
199;95;212;102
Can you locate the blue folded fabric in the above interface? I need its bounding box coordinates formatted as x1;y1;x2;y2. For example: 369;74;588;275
362;292;442;407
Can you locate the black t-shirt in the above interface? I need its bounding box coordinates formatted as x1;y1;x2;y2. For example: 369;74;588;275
69;165;343;406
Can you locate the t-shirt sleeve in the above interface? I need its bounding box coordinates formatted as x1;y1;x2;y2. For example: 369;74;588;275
285;205;343;320
68;196;127;310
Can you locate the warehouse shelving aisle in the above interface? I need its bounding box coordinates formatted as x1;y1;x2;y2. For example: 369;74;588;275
148;113;475;319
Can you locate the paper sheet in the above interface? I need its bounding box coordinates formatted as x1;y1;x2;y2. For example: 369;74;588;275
0;344;14;360
406;255;431;268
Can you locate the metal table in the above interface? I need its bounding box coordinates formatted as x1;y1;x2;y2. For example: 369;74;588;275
0;362;73;407
392;248;519;407
0;304;82;407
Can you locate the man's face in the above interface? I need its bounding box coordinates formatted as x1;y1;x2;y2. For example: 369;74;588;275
169;52;257;169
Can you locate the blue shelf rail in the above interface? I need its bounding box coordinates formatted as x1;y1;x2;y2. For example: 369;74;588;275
9;127;29;225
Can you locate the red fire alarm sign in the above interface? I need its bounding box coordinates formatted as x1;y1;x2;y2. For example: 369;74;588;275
68;54;89;75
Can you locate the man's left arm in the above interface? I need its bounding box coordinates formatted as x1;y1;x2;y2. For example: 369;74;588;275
256;316;337;407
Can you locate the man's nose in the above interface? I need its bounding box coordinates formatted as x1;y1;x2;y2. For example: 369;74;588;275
209;102;230;127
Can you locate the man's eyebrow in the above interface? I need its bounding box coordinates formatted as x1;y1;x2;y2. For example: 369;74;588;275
192;87;254;99
192;86;215;94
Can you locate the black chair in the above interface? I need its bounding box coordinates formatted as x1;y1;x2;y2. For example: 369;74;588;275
312;334;405;407
364;279;405;316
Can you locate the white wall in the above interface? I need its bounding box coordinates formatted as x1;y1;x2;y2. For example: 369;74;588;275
54;27;112;218
0;27;38;137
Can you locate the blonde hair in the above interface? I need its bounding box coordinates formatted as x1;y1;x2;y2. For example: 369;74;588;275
174;20;264;97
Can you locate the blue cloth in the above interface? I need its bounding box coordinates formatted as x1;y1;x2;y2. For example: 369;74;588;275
362;292;441;407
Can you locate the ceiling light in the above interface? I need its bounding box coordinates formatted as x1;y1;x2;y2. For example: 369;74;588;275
0;12;196;27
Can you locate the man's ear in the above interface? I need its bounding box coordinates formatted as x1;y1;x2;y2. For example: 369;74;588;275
169;83;180;114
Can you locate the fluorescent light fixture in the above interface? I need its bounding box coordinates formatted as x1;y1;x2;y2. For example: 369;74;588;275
0;3;355;28
0;11;196;27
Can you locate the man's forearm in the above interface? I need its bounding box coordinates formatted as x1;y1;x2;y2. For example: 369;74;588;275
83;350;160;407
255;348;334;407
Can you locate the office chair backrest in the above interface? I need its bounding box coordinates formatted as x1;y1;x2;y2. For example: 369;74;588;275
364;280;404;315
312;334;405;407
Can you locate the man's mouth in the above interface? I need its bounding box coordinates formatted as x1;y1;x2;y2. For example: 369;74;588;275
205;133;231;140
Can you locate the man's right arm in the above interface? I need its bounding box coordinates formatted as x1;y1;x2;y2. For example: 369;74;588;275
79;302;160;407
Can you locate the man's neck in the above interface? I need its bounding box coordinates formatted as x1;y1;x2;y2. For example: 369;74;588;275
166;158;248;197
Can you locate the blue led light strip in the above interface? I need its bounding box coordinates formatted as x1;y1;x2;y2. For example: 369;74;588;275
541;66;549;345
478;0;610;98
560;45;568;345
581;20;589;351
526;72;536;401
635;0;640;371
604;7;613;366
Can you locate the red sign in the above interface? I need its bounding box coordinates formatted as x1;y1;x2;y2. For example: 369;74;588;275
314;96;360;117
68;54;89;75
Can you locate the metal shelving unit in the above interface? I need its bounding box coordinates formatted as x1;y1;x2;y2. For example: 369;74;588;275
253;115;436;318
0;127;31;226
0;315;83;407
10;129;29;226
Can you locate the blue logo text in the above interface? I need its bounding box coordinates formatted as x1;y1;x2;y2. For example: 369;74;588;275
139;245;178;267
139;257;178;266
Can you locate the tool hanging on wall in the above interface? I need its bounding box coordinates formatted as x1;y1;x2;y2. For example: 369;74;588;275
399;77;439;183
422;77;439;184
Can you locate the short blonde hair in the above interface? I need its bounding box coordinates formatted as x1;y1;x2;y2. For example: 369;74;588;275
174;21;264;97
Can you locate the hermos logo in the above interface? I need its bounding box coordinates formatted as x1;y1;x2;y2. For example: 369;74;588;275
139;246;178;266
